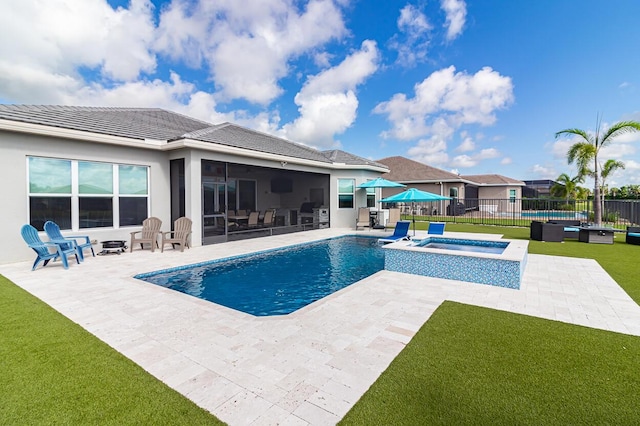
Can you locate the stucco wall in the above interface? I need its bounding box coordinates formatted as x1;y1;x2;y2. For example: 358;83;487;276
1;130;170;264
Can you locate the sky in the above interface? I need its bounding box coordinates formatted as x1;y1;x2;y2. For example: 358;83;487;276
1;0;640;189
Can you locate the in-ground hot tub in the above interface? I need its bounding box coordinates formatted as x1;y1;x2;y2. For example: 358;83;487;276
382;236;528;289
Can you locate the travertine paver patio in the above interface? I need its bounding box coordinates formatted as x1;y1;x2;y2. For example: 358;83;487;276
2;228;639;425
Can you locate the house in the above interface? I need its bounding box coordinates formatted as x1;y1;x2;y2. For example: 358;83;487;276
0;105;387;264
376;156;524;214
522;179;558;198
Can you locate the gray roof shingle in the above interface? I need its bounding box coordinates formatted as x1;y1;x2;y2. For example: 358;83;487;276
461;174;525;185
377;156;463;182
0;105;383;167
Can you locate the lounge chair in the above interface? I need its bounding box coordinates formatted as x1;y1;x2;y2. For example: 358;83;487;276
130;217;162;252
161;217;192;252
427;222;446;235
44;220;94;261
385;208;401;229
378;221;411;244
21;224;80;270
356;207;371;230
626;226;640;245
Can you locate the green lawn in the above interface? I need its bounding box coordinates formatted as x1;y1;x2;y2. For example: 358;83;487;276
3;224;639;424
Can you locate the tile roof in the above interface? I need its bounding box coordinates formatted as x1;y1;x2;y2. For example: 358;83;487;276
0;105;211;140
0;105;383;167
461;174;525;185
376;156;462;182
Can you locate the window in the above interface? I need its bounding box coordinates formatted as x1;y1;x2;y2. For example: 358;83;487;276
366;188;376;208
449;187;458;199
509;189;517;203
27;157;148;230
338;179;355;208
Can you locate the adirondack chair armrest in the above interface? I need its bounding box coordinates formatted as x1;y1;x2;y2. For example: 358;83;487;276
130;230;142;237
67;235;91;244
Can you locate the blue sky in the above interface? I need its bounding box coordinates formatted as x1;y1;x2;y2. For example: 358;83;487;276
1;0;639;187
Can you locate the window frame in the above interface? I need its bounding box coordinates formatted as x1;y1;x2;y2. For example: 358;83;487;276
337;179;355;209
27;156;150;231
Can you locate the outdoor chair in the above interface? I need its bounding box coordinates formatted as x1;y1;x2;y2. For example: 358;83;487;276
247;211;260;228
356;207;371;230
21;224;80;270
261;209;276;228
626;226;640;245
385;208;401;229
427;222;446;235
130;217;162;252
530;221;563;242
44;220;94;261
378;221;411;244
161;217;192;252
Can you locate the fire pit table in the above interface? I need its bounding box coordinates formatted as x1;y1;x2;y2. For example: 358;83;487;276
99;240;127;255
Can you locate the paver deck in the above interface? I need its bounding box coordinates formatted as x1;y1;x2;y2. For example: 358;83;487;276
2;228;639;425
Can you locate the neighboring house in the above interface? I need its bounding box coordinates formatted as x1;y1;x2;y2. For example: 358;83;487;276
376;156;524;214
522;179;558;198
1;105;387;264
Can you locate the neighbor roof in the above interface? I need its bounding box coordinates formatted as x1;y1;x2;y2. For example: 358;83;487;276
461;174;525;186
377;156;463;182
0;105;385;168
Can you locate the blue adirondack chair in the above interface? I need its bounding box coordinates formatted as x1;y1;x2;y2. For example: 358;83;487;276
378;221;411;244
21;224;80;271
44;221;94;261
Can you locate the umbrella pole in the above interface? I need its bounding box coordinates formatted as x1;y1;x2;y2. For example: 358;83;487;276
412;202;416;236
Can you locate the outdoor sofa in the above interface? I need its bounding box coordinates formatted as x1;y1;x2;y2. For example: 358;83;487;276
626;226;640;245
530;221;564;242
547;220;582;239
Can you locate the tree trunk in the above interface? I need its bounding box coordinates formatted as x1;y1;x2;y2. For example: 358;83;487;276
593;158;601;225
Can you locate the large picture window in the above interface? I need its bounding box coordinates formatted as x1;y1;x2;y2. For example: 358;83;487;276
338;179;355;208
28;157;149;230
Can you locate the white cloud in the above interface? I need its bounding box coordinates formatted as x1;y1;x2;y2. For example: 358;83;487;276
456;136;475;152
0;0;157;85
501;157;512;165
389;4;432;67
155;0;348;105
278;40;379;148
407;136;449;166
375;66;514;142
477;148;500;159
450;154;475;168
440;0;467;41
531;164;557;179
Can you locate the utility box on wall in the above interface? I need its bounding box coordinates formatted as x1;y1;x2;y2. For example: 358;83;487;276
315;208;329;228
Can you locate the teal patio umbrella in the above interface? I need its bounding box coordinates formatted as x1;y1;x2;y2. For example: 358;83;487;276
358;178;406;228
380;188;451;235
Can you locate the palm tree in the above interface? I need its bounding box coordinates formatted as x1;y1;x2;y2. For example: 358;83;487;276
551;173;583;203
556;119;640;225
599;159;625;218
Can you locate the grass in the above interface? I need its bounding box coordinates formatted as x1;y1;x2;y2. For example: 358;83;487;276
3;223;639;424
0;277;223;425
340;302;640;425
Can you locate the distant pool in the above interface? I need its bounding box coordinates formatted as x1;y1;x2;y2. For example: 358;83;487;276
135;236;384;316
522;211;587;219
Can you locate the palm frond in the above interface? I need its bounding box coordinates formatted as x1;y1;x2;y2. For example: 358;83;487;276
601;121;640;144
555;128;592;144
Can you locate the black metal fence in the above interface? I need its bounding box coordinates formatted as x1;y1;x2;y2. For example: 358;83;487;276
395;198;640;230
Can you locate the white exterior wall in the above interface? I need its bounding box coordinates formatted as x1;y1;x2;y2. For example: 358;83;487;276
329;169;383;228
1;130;170;264
1;128;386;264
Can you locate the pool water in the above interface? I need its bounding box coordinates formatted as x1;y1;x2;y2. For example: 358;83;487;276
136;236;384;316
522;211;587;219
415;237;508;254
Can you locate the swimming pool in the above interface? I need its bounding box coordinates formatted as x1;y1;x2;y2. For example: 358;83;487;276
135;236;384;316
